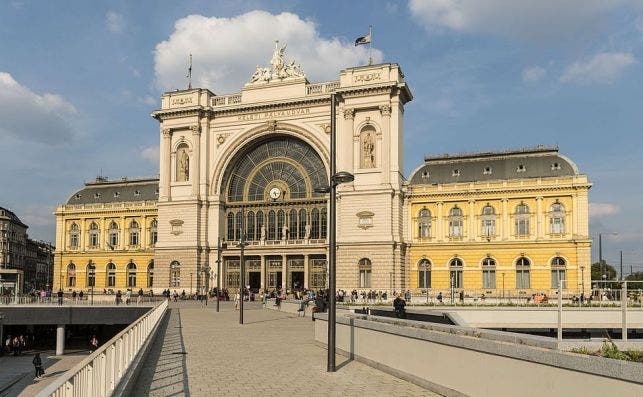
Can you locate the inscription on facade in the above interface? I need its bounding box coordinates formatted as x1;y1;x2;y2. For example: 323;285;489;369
354;72;382;83
237;107;311;121
171;97;193;106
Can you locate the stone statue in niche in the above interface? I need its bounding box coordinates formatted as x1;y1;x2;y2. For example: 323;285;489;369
361;132;375;168
305;223;311;239
260;224;266;241
282;225;289;240
176;147;190;182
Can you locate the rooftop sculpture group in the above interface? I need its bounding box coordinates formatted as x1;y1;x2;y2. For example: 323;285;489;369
249;41;305;84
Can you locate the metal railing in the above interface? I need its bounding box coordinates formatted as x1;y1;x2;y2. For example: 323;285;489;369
0;295;166;306
36;299;167;397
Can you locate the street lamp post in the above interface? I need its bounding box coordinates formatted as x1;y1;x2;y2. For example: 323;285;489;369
238;207;249;325
315;93;354;373
215;237;227;313
580;265;585;298
421;261;429;304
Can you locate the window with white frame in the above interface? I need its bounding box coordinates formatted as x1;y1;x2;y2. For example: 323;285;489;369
449;258;463;288
106;263;116;287
515;203;530;236
551;256;567;288
69;223;79;248
418;259;431;288
449;207;463;237
359;258;372;288
89;222;99;248
129;220;139;246
549;202;565;234
150;219;158;246
418;208;431;238
108;221;119;248
516;257;531;289
127;262;137;287
482;257;496;289
481;205;496;237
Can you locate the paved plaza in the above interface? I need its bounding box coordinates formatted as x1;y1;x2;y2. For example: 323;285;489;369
133;301;439;396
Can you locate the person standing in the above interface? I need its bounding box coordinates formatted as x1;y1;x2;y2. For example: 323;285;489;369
89;335;98;353
234;292;240;310
393;294;407;318
33;353;44;379
57;289;63;305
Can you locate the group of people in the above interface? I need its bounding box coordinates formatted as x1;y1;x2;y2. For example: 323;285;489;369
4;334;27;356
114;288;148;304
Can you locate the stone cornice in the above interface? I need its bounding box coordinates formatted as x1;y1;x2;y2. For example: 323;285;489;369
151;106;212;121
407;184;592;200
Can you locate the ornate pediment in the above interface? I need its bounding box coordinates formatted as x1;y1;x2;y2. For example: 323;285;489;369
247;41;306;85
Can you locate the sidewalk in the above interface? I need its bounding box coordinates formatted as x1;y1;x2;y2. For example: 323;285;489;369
133;301;439;396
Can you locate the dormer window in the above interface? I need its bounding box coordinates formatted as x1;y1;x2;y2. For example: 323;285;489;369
551;162;561;170
421;171;429;179
134;190;141;197
155;189;159;195
113;192;120;198
517;164;526;173
93;193;101;199
452;169;460;177
74;194;82;200
483;166;492;175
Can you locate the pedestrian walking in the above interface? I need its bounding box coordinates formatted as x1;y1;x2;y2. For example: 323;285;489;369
33;353;44;379
234;292;240;310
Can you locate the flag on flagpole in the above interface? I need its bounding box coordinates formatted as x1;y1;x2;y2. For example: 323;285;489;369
355;32;371;46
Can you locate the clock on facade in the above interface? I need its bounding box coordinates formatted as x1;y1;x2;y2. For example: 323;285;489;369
269;187;281;199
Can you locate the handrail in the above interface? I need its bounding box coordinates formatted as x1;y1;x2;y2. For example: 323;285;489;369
36;299;168;397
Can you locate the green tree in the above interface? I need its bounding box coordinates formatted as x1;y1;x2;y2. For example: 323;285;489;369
591;261;617;281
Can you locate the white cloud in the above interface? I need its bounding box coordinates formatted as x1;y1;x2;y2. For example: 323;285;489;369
589;203;621;218
522;66;546;82
141;146;159;164
140;95;157;106
154;11;382;93
560;52;636;85
19;205;55;228
408;0;641;41
0;72;77;144
106;11;124;34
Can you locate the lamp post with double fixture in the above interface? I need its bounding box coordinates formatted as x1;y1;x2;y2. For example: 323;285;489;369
215;237;227;312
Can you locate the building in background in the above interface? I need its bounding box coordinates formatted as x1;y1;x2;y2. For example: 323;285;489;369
53;177;158;293
407;146;592;297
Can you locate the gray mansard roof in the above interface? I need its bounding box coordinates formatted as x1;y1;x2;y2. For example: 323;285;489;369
0;206;27;227
66;177;159;205
408;146;579;185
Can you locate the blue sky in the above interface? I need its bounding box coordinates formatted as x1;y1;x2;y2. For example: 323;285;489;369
1;1;642;273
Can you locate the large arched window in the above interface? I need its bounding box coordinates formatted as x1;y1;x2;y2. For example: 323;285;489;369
551;256;566;288
516;257;531;289
515;203;530;236
549;202;565;234
358;258;372;288
170;261;181;287
147;261;154;288
108;221;119;248
418;208;431;239
449;207;463;237
176;143;190;182
149;219;158;246
129;220;139;246
127;262;137;288
106;262;116;288
87;262;96;287
247;211;256;241
89;222;99;248
227;212;235;241
481;205;496;237
482;257;496;289
69;223;79;248
449;258;463;288
418;259;431;289
66;263;76;287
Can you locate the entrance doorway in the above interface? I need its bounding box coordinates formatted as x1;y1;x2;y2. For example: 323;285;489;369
291;271;304;290
268;272;282;290
248;272;261;292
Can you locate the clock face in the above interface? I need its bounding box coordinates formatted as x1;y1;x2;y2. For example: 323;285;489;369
269;187;281;199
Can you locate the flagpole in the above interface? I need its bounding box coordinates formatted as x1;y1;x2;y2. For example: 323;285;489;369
368;25;373;66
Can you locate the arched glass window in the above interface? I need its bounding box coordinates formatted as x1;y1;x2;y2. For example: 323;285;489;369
449;258;463;288
87;262;96;287
150;219;158;246
358;258;372;288
277;210;286;239
267;210;276;240
247;211;255;241
227;212;235;241
106;262;116;288
89;222;99;248
418;208;431;239
256;211;264;240
67;263;76;287
516;257;531;289
311;208;320;239
298;209;307;239
449;207;463;237
129;220;139;246
418;259;431;288
108;221;119;248
176;143;190;182
127;262;137;288
147;261;154;288
482;257;496;289
551;256;566;288
320;208;327;239
69;223;79;248
515;203;530;236
549;203;565;234
235;212;243;241
170;261;181;287
289;209;297;240
481;205;496;237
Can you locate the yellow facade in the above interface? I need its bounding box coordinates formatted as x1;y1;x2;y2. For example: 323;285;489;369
53;179;158;293
407;149;592;296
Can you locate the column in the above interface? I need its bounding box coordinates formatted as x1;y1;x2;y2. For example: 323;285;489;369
303;254;309;289
190;124;201;197
468;200;476;241
120;216;126;250
536;196;543;240
260;256;266;291
140;216;147;250
502;198;509;240
56;324;65;356
436;202;444;242
161;128;172;200
281;256;287;292
199;117;209;197
342;108;355;172
379;105;391;183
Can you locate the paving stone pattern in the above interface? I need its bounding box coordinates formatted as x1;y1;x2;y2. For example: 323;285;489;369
134;301;439;396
